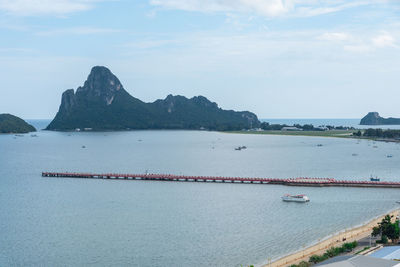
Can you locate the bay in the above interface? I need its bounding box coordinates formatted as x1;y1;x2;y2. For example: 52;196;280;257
1;120;400;266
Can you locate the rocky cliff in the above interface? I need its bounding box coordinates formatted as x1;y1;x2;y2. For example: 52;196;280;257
46;66;260;131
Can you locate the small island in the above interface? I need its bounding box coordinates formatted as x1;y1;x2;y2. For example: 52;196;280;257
46;66;260;131
360;112;400;125
0;114;36;133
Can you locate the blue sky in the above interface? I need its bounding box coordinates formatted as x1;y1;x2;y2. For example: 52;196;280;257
0;0;399;119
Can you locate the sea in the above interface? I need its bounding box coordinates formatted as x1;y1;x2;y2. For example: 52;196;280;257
1;119;400;267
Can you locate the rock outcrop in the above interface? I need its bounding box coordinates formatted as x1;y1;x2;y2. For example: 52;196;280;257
0;114;36;133
360;112;400;125
46;66;260;131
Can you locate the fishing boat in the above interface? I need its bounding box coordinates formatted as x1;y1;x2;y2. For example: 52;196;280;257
370;176;380;182
281;194;310;203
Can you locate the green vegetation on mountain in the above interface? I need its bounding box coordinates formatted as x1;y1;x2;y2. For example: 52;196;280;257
0;114;36;133
46;66;259;131
360;112;400;125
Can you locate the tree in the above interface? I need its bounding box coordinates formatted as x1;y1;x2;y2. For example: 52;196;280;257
372;215;400;243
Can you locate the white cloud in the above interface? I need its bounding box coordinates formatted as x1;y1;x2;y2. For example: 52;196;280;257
318;32;351;42
343;44;372;53
149;0;294;17
372;33;397;48
149;0;380;17
0;0;97;16
35;27;121;36
293;0;368;17
318;31;399;53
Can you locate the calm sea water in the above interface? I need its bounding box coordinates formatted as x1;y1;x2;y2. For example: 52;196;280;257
1;119;400;267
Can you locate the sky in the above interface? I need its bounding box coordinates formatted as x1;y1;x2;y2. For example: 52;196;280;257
0;0;399;119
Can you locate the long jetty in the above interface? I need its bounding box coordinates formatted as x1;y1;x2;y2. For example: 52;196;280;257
42;172;400;188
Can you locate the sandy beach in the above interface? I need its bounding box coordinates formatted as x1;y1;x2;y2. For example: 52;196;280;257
262;209;400;267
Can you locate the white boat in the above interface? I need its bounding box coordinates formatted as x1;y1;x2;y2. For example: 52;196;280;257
282;194;310;202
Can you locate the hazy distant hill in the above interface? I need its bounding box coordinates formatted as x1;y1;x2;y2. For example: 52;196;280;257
46;66;259;131
0;114;36;133
360;112;400;125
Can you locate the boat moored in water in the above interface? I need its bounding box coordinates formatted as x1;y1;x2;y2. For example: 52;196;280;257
370;176;380;182
281;194;310;202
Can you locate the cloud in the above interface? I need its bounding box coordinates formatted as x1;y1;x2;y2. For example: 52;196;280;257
343;45;372;53
318;32;351;42
149;0;378;17
372;33;397;48
317;31;399;53
0;0;97;16
35;26;121;36
343;32;398;53
149;0;294;17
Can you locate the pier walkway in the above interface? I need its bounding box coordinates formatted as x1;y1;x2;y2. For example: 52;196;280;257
42;172;400;188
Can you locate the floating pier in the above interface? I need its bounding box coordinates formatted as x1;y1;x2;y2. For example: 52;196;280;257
42;172;400;188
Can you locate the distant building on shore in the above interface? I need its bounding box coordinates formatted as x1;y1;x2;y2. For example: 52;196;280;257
370;246;400;261
281;126;303;131
315;254;399;266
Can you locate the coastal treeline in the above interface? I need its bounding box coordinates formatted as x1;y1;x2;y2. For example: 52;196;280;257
288;214;399;267
260;122;354;131
353;128;400;139
372;214;399;244
288;241;358;267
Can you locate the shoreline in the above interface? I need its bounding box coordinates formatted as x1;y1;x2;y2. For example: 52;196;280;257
226;130;400;143
260;208;400;267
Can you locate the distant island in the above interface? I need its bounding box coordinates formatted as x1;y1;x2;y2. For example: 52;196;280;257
46;66;260;131
0;114;36;133
360;112;400;125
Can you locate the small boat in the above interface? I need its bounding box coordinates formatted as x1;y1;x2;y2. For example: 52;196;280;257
235;146;247;151
82;145;86;148
370;177;380;182
281;194;310;202
352;153;358;156
317;144;323;147
387;155;393;158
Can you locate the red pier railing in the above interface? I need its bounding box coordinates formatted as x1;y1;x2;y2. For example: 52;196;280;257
41;172;400;188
